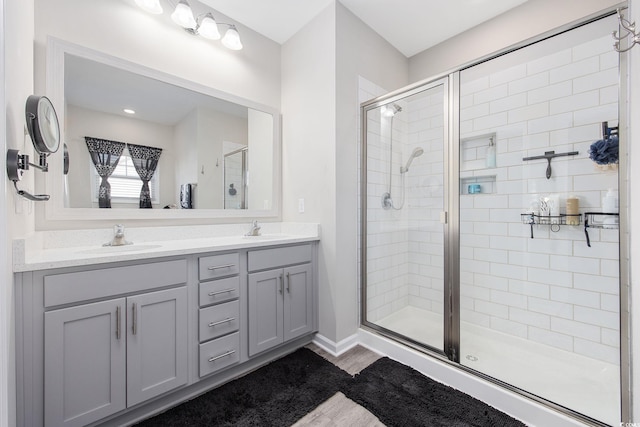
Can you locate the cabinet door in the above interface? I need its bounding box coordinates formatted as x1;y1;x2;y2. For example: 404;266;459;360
248;269;284;356
283;263;313;341
127;287;188;407
44;298;126;427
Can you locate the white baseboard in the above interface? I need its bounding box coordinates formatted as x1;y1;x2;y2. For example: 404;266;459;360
312;333;359;357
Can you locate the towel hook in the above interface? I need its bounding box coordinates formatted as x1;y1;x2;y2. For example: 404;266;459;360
613;8;640;53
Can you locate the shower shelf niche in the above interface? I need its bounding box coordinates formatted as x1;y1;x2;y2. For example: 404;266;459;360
460;174;497;195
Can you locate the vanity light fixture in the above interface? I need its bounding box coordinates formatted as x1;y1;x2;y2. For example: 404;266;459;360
136;0;243;50
124;108;136;115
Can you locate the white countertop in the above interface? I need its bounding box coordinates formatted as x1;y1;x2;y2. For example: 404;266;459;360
13;223;320;272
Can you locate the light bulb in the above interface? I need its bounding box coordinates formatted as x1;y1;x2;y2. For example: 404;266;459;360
197;13;221;40
221;26;243;50
135;0;163;14
171;0;197;29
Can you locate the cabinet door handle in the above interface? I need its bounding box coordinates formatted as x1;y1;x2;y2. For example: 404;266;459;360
208;288;236;297
279;274;284;294
132;303;137;335
207;264;236;271
116;306;121;340
286;272;291;293
208;317;236;327
208;349;236;363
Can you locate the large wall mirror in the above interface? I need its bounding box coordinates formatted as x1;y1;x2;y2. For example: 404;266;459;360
43;37;280;222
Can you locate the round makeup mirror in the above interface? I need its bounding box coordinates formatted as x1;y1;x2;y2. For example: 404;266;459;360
25;95;61;155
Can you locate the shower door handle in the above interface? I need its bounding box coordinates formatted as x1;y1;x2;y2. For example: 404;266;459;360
440;211;448;224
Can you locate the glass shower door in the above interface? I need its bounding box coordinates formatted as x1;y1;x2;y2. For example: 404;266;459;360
457;15;620;425
362;78;449;353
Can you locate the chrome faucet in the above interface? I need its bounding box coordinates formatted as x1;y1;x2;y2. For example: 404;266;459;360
103;224;132;246
245;220;261;236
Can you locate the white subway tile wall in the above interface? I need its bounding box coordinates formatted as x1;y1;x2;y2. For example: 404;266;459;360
460;33;619;364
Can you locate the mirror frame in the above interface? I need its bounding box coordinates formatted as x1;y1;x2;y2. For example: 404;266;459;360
42;37;281;224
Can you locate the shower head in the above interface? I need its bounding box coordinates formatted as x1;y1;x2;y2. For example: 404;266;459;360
382;103;402;117
400;147;424;173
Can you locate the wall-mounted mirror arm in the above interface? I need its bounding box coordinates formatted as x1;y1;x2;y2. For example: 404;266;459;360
6;149;51;201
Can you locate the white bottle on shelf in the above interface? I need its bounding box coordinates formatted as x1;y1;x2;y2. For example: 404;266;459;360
486;137;496;168
602;189;619;228
603;188;618;213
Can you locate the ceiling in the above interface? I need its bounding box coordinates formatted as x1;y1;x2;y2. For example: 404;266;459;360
200;0;528;57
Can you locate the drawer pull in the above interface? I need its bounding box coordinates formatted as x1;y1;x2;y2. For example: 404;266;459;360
208;349;236;363
207;264;236;271
208;317;236;327
208;288;236;297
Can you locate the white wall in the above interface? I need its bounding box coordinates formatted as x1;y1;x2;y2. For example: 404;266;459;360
174;109;199;204
34;0;280;110
335;3;409;343
195;108;247;209
3;1;34;426
409;0;622;81
282;2;408;346
282;4;338;341
247;109;273;210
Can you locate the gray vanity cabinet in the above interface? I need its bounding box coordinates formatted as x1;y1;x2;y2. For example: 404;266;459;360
248;245;314;356
44;298;126;427
38;260;188;427
16;242;318;427
44;287;188;427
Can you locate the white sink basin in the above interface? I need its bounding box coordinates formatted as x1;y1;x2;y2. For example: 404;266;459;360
82;244;163;254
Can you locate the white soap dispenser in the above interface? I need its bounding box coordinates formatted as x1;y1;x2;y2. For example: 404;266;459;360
486;136;496;168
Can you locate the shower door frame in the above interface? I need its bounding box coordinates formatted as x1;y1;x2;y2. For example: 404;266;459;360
360;75;455;361
359;6;630;425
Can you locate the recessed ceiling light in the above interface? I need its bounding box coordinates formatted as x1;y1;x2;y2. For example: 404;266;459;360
124;109;136;114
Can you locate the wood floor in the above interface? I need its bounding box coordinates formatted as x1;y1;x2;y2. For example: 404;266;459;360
293;344;385;426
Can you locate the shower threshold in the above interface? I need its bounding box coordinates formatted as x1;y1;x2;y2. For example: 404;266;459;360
376;306;619;425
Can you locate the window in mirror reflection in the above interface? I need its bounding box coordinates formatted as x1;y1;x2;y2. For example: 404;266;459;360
91;154;159;205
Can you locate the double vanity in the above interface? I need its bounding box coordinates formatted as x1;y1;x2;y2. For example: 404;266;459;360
14;223;319;427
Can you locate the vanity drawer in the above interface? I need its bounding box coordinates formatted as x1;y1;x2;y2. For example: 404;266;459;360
199;332;240;377
44;259;187;307
199;300;239;342
199;252;240;281
199;276;240;306
248;244;312;272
